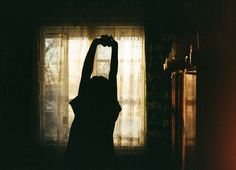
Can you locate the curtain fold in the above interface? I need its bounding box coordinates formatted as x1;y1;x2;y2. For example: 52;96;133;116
41;26;146;147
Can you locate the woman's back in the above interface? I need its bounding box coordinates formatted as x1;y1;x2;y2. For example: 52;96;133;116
66;77;121;170
66;36;121;170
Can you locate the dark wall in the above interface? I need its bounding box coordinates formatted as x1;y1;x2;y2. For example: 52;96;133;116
1;0;37;165
195;0;236;169
1;0;235;169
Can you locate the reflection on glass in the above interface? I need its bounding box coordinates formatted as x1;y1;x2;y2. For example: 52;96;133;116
182;72;197;170
170;71;196;169
183;73;196;146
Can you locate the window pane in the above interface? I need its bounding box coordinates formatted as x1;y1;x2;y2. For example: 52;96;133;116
68;37;90;125
114;36;145;147
43;36;68;142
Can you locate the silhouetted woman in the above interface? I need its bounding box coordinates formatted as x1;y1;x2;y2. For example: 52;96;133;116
66;35;121;170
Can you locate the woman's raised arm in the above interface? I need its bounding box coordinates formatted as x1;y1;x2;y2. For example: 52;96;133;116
78;38;100;95
108;37;118;100
109;39;118;81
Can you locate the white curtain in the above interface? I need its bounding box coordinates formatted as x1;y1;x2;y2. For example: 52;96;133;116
40;26;146;147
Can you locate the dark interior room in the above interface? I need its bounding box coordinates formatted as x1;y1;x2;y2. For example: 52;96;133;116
1;0;235;169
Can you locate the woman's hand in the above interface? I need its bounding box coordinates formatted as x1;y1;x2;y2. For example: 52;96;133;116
94;35;117;47
101;35;112;47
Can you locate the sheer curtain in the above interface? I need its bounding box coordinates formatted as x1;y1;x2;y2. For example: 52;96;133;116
40;26;146;147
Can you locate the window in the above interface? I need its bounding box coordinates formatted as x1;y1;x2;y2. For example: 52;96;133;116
39;26;146;147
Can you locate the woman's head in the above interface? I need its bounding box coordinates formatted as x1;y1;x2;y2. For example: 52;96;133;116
87;76;113;105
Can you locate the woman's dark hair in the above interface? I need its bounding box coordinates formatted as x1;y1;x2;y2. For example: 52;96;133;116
87;76;113;104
